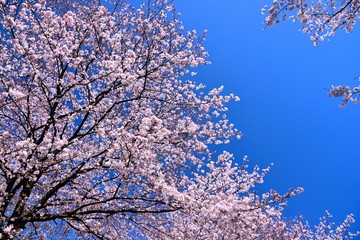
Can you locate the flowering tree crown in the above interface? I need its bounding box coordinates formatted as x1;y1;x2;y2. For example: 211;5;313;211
0;0;358;238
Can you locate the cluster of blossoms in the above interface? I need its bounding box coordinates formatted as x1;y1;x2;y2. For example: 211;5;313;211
0;0;358;238
328;85;360;106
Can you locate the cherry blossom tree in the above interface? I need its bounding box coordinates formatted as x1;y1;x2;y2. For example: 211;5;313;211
0;0;358;238
264;0;360;106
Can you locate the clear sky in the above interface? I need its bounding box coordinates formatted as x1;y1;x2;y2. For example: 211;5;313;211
173;0;360;232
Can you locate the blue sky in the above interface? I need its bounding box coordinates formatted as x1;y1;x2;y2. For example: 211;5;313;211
174;0;360;231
